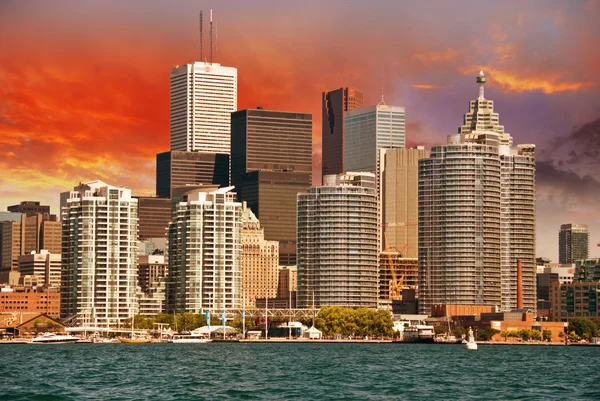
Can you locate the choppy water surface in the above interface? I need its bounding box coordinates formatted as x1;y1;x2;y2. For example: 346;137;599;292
1;343;599;400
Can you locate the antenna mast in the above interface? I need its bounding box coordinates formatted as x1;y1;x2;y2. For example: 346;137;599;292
210;9;213;64
199;11;203;61
214;22;218;62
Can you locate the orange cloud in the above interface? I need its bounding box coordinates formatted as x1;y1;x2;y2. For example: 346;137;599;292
465;67;595;94
411;84;445;90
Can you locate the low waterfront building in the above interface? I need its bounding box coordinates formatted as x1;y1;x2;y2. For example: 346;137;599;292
0;312;65;336
0;287;61;317
550;280;600;321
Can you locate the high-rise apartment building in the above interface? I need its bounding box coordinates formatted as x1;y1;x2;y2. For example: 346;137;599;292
60;181;139;327
297;172;379;309
156;151;230;198
167;186;242;312
418;71;536;314
240;203;279;308
8;201;50;216
559;224;589;264
135;197;172;240
321;87;364;178
379;147;430;256
344;104;406;173
231;108;312;265
170;62;237;153
18;250;61;288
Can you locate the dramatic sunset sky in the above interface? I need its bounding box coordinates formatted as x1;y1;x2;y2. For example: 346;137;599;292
1;0;599;259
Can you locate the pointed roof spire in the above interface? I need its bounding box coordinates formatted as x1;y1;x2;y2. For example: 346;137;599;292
476;70;487;100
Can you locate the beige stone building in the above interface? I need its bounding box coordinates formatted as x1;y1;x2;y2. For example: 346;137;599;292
18;250;61;289
241;203;279;308
379;147;430;257
277;266;297;299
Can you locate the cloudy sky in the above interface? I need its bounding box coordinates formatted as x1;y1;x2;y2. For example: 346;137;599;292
1;0;599;260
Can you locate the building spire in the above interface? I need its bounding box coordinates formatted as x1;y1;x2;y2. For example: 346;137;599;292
476;70;486;100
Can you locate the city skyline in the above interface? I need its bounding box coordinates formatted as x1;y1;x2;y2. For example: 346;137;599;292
1;0;599;260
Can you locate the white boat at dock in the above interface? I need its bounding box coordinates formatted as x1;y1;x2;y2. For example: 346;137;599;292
31;333;81;344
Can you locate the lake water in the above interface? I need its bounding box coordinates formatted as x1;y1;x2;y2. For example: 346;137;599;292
1;343;599;400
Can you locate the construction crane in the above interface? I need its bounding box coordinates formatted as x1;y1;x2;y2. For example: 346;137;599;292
384;232;405;300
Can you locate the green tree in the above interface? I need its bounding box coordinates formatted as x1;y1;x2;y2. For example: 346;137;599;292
568;317;597;341
558;331;564;338
568;330;579;342
530;329;541;341
542;330;553;341
452;326;466;339
477;328;499;341
176;312;197;332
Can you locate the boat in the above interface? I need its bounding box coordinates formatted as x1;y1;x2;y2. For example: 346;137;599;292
435;333;462;344
31;333;81;344
394;325;435;343
170;334;212;343
118;337;153;344
466;327;478;350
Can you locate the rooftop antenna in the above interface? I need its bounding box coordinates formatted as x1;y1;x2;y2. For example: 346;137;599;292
214;21;218;62
477;70;486;100
199;11;203;62
210;9;213;64
378;65;386;106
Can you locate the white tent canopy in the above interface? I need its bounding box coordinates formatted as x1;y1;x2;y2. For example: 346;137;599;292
303;326;322;339
191;326;238;335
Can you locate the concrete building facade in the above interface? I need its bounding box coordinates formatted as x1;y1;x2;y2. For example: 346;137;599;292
8;201;50;216
18;250;61;289
418;71;536;314
138;255;168;316
170;62;237;153
60;181;139;327
297;172;379;309
135;197;172;240
559;224;589;264
321;87;364;178
167;186;242;312
240;204;279;308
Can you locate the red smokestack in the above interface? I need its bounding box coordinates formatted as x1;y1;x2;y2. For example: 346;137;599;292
517;259;523;309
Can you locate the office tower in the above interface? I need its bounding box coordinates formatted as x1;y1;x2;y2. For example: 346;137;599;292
344;104;406;173
277;266;297;299
0;219;22;285
240;203;279;308
156;151;230;198
135;197;172;240
231;108;313;265
559;224;589;264
379;147;430;256
170;62;237;153
8;201;50;216
297;172;379;309
18;250;61;288
321;87;364;177
418;71;536;314
138;255;168;316
60;181;139;327
167;186;242;312
21;213;61;255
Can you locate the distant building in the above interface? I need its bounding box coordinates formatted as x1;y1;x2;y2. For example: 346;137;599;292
277;266;297;299
419;71;536;314
156;151;230;198
0;287;61;318
231;108;312;265
240;204;279;308
167;186;242;312
170;62;237;154
321;87;364;178
297;172;379;309
7;201;50;216
0;219;22;285
378;253;418;301
135;197;172;240
344;104;406;173
138;255;168;316
379;147;429;256
551;280;600;321
18;250;61;289
61;181;139;327
559;224;589;264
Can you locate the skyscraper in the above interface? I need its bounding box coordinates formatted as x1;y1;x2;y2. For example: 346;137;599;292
8;201;50;216
379;147;430;256
240;203;279;308
344;104;406;173
559;224;589;264
135;197;172;240
418;71;536;314
156;151;230;198
170;62;237;153
60;181;139;327
167;186;242;312
297;172;379;309
231;108;312;265
321;87;364;178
